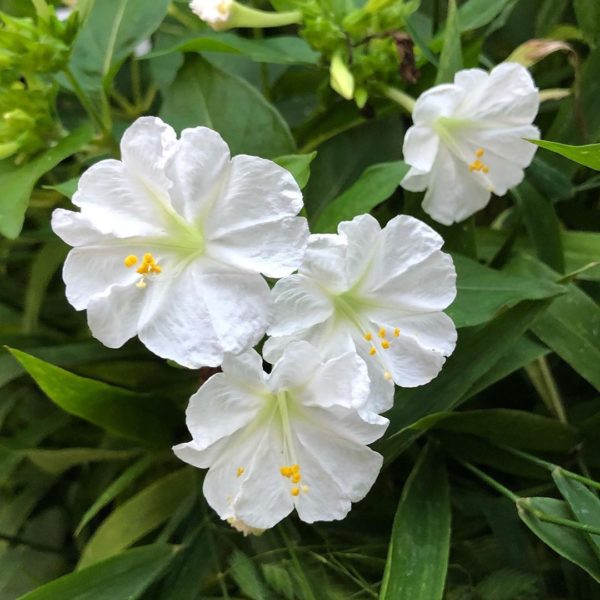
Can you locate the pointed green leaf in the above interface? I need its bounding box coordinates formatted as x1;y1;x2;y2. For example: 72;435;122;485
380;445;450;600
274;152;317;189
79;469;194;568
18;545;177;600
529;139;600;171
7;348;179;447
435;0;462;84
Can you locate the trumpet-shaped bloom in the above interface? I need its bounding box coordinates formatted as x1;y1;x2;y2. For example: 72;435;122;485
52;117;308;368
173;342;387;530
190;0;233;29
401;62;540;225
264;214;457;416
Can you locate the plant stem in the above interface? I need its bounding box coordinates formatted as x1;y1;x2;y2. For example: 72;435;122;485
380;85;416;114
458;460;520;502
230;3;302;28
518;498;600;536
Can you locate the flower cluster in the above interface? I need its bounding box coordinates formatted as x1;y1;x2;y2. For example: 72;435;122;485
53;61;537;532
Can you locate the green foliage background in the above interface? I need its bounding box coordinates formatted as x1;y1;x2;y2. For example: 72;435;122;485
0;0;599;598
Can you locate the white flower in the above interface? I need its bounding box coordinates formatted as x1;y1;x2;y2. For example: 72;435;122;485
52;117;308;369
173;342;388;530
264;214;457;416
401;62;540;225
190;0;233;29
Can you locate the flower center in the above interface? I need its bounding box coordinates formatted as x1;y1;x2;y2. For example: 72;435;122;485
468;148;490;173
124;252;162;288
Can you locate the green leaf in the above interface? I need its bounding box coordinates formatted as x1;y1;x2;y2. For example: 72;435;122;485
312;161;408;233
79;469;194;568
553;469;600;557
45;177;79;200
382;299;553;462
529;139;600;171
68;0;171;112
25;448;138;475
18;545;177;600
75;456;154;536
448;254;565;328
517;497;600;582
7;348;179;447
511;180;564;273
458;0;517;32
229;550;270;600
147;33;319;65
0;125;93;239
412;409;579;453
380;445;450;600
435;0;462;84
274;152;317;189
160;55;294;158
574;0;600;48
507;255;600;392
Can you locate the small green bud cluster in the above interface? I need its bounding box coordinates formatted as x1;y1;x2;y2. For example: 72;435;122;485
0;7;78;162
296;0;420;106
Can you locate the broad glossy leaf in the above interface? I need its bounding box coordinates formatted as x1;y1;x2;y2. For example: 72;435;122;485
435;0;462;84
160;55;294;158
0;125;93;239
511;180;564;272
313;161;407;233
274;152;317;189
380;445;450;600
553;469;600;556
7;348;179;447
69;0;170;111
19;545;177;600
530;139;600;171
448;254;565;328
413;409;579;453
148;33;319;65
79;469;194;568
518;497;600;582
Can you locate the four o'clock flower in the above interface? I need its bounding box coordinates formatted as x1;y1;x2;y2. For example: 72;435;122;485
401;62;540;225
173;342;387;530
264;214;457;417
51;117;308;369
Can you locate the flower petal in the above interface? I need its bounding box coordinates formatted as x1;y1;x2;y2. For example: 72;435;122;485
51;208;106;246
412;83;463;125
164;126;231;224
402;125;440;172
299;234;349;292
338;214;382;287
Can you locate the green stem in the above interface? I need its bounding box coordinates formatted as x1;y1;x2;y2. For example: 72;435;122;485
230;3;302;28
458;460;520;502
280;525;317;600
518;498;600;537
380;85;416;115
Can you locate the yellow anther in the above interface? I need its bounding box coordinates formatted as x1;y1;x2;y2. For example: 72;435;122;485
381;339;390;350
136;280;147;289
124;255;138;268
384;371;392;381
151;264;162;274
394;328;400;337
369;347;377;356
476;148;484;158
291;473;301;484
364;332;373;341
482;166;489;174
291;464;300;474
280;466;293;478
378;327;386;338
142;253;154;263
291;487;300;497
236;467;245;477
301;485;310;493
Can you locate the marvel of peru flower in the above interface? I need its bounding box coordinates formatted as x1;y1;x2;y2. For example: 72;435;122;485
264;214;457;417
51;117;308;368
401;62;540;225
173;342;387;531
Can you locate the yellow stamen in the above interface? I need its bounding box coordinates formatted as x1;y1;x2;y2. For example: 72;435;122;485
364;332;372;341
476;148;484;158
384;371;392;381
482;166;489;174
291;464;300;474
381;339;390;349
378;327;386;338
236;467;245;477
280;466;293;477
291;473;301;484
291;487;300;497
394;327;400;337
124;254;138;268
369;347;377;356
136;280;147;289
142;253;154;263
301;485;310;493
